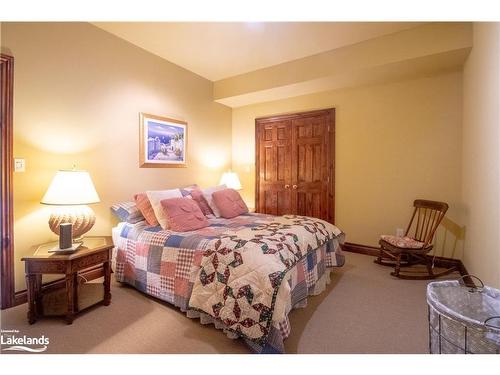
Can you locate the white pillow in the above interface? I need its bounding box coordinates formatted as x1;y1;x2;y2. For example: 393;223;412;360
146;189;183;229
202;184;227;218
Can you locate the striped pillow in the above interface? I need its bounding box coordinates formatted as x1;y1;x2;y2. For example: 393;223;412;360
110;202;144;224
134;193;159;226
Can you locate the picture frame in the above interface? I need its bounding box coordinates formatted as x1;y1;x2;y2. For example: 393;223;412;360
139;113;188;168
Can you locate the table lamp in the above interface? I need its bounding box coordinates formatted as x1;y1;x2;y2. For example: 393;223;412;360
219;171;242;190
41;169;100;242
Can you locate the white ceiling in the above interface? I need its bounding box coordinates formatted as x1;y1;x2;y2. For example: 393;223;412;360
93;22;425;81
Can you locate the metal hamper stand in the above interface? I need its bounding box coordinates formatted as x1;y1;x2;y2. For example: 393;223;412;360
427;275;500;354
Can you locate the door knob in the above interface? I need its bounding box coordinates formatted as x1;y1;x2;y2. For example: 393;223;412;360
284;184;290;189
292;185;298;189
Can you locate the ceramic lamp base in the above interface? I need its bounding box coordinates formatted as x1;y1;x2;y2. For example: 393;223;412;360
48;205;96;240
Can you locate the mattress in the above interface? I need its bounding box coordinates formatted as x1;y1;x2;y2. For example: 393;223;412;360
112;212;345;353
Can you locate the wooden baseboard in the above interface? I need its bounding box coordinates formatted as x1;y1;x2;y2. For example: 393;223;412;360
12;265;105;307
342;241;470;277
342;242;380;257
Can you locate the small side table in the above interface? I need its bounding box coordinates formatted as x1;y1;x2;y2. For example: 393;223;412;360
21;236;113;325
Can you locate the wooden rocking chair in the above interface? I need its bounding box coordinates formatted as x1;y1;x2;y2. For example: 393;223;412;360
374;199;456;280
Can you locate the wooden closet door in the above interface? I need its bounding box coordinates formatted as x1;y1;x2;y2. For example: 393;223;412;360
291;114;330;221
256;109;334;223
256;120;293;216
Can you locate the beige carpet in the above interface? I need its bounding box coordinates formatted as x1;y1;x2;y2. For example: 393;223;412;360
0;252;460;354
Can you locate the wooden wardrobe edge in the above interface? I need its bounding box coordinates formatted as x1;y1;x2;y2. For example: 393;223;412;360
1;53;14;310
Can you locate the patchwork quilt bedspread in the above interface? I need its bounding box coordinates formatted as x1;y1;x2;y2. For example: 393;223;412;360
112;213;345;353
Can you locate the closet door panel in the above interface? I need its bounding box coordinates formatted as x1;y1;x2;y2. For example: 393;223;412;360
256;120;293;215
297;191;322;219
260;189;293;216
292;115;329;221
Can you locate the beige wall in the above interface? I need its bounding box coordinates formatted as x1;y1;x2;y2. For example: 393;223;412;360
232;72;464;258
462;22;500;288
1;23;232;291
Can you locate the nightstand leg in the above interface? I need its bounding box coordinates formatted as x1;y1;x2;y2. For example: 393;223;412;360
65;273;75;324
103;261;111;306
35;274;43;316
26;274;37;324
73;273;79;312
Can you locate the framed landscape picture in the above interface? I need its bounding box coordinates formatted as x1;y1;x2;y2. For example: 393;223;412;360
139;113;187;168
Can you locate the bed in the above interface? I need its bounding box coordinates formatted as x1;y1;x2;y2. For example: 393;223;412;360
111;212;345;353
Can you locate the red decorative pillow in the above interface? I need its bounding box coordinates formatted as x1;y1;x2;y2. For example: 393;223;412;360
134;193;159;226
160;197;208;232
190;189;214;216
211;189;248;219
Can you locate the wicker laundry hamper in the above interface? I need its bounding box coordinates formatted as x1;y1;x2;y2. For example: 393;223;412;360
427;275;500;354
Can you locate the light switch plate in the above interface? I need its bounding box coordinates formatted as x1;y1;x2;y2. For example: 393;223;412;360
14;158;25;172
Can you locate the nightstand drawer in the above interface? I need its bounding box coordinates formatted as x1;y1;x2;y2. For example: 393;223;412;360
26;261;67;274
71;250;110;272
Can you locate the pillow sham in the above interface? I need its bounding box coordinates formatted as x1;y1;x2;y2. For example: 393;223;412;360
180;184;199;197
160;197;208;232
212;188;249;219
110;202;145;224
191;189;214;216
180;184;214;216
202;184;227;217
146;189;183;229
134;193;159;226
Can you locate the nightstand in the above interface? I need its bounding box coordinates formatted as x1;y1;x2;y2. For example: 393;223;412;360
21;236;113;325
